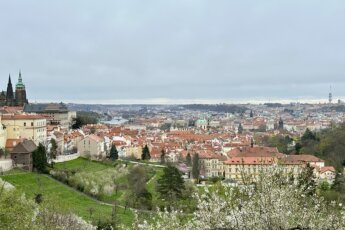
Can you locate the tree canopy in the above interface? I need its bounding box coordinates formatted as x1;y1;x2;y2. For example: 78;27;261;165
33;143;48;173
157;165;185;200
141;145;151;161
109;144;118;161
192;153;200;181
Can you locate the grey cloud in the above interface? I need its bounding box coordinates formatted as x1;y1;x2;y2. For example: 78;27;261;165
0;0;345;103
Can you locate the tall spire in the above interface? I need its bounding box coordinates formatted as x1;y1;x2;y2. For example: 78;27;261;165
16;70;25;89
329;85;332;104
6;73;14;105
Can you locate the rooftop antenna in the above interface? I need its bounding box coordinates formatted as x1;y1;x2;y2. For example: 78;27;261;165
329;85;332;104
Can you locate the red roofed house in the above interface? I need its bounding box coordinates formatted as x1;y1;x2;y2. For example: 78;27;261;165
198;150;226;178
315;166;336;185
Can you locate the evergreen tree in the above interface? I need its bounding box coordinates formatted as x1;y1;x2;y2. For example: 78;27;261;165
186;153;192;166
278;117;284;130
301;128;317;142
109;144;118;161
297;163;316;195
141;144;150;160
49;138;58;168
32;143;48;173
332;172;345;193
295;142;302;154
160;149;165;164
192;153;200;182
238;123;243;134
50;138;58;160
157;165;185;199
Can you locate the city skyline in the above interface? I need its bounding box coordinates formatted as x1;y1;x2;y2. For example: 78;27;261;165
1;1;345;102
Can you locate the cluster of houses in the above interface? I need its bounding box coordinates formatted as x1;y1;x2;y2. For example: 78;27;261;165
0;104;76;172
74;126;336;185
0;103;338;186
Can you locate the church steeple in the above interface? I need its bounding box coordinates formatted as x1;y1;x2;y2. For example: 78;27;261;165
6;74;14;105
15;70;28;106
16;70;25;89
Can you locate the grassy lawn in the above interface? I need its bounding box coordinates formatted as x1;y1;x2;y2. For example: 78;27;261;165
146;167;164;204
1;172;134;227
54;157;112;172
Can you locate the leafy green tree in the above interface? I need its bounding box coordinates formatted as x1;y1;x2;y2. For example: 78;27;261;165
318;181;330;192
299;128;321;156
157;165;185;200
72;111;100;129
126;166;152;209
192;153;200;182
33;143;48;173
186;153;192;166
141;144;151;160
160;149;166;164
109;144;118;161
0;189;38;229
260;135;293;154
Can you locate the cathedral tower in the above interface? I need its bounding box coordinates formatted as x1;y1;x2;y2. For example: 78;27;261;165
6;74;15;106
15;71;28;106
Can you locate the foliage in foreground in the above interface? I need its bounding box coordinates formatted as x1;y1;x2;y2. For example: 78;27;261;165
0;179;95;230
131;166;345;230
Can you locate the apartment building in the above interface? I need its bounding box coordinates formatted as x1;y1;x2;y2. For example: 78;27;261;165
1;114;47;145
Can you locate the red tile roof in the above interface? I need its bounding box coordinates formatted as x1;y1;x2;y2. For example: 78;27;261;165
224;157;276;165
2;114;45;120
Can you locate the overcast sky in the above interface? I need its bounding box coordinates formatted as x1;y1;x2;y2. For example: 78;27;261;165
0;1;345;104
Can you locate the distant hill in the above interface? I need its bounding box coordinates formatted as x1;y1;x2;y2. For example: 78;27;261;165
182;104;247;113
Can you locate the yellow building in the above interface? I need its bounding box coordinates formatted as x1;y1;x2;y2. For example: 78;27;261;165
1;114;47;145
124;145;142;159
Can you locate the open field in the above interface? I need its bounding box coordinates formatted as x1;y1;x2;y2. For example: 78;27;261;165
54;157;112;171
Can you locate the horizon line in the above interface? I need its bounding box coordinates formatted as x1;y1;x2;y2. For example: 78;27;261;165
30;97;345;105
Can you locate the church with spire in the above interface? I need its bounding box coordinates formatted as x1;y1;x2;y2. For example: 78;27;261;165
0;71;29;107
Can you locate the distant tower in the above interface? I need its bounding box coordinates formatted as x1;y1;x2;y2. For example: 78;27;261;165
15;70;28;106
6;74;15;106
329;85;332;104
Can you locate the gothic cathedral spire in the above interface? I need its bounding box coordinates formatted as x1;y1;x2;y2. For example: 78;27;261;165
6;74;15;105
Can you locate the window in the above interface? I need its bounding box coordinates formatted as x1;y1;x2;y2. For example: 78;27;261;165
31;122;34;126
24;122;26;126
